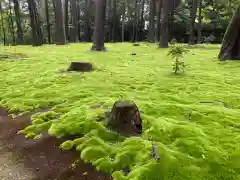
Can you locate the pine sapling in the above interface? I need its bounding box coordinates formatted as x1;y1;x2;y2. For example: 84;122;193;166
167;43;189;74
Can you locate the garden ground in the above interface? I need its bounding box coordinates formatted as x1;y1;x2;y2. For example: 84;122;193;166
0;43;240;180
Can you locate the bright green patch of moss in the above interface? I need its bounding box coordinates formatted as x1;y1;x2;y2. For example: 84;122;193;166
1;43;240;179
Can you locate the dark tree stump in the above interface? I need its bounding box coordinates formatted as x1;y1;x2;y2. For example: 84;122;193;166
67;62;93;72
105;100;142;137
133;43;140;46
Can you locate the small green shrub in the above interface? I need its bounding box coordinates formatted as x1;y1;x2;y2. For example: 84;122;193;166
167;44;189;74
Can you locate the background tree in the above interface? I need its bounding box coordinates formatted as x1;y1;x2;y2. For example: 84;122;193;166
92;0;106;50
27;0;43;46
70;0;78;42
13;0;23;44
55;0;67;45
148;0;155;42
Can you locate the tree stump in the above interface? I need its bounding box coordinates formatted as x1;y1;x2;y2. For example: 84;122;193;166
105;100;142;137
67;62;93;72
133;43;140;46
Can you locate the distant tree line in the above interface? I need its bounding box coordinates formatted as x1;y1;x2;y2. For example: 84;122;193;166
0;0;237;49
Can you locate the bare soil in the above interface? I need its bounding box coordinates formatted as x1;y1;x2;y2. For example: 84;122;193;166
0;108;112;180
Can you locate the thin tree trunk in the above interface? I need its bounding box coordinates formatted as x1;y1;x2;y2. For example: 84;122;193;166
159;0;171;48
27;0;43;46
52;0;57;22
45;0;51;44
132;0;138;42
0;1;6;45
168;0;175;41
77;0;81;41
197;0;202;44
8;0;16;45
70;0;77;42
156;0;162;41
140;0;145;40
65;0;69;41
112;0;117;42
148;0;155;42
84;0;91;42
55;0;67;45
13;0;23;44
107;0;112;41
121;0;126;42
92;0;106;51
188;0;198;45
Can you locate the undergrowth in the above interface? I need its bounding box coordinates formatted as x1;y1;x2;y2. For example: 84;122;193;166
1;43;240;180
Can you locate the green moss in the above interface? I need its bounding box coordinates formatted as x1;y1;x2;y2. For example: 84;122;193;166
1;43;240;180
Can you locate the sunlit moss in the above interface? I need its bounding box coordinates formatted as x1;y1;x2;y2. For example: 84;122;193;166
1;43;240;180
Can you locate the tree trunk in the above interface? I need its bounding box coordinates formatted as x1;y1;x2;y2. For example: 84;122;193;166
8;0;16;45
70;0;77;42
168;0;175;41
91;0;106;51
107;0;112;42
84;0;91;42
218;8;240;60
111;0;117;42
0;1;6;45
140;0;145;40
45;0;51;44
55;0;67;45
132;0;138;42
188;0;198;45
159;0;171;48
65;0;69;41
77;1;81;41
27;0;43;46
156;0;162;41
13;0;23;44
105;100;142;137
197;0;202;44
121;0;126;42
148;0;155;42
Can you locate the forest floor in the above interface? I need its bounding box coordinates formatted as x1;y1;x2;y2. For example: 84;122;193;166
0;108;112;180
0;43;240;180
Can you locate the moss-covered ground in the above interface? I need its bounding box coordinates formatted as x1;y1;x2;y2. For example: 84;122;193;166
1;43;240;180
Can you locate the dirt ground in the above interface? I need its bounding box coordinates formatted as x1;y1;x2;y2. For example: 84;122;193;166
0;108;112;180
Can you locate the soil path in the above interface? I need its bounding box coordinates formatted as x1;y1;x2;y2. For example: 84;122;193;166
0;108;112;180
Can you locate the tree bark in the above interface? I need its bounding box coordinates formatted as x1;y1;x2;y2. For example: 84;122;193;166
148;0;155;42
168;0;175;41
105;100;142;137
91;0;106;51
188;0;198;45
132;0;138;42
112;0;117;42
197;0;202;44
55;0;67;45
218;8;240;60
84;0;91;42
140;0;145;40
13;0;23;44
159;0;171;48
65;0;69;41
8;0;16;45
27;0;43;46
156;0;162;41
0;1;6;45
70;0;78;42
45;0;51;44
77;0;81;41
121;0;126;42
107;0;112;41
